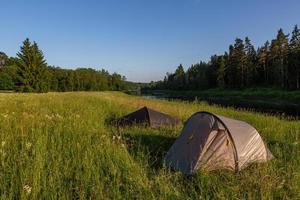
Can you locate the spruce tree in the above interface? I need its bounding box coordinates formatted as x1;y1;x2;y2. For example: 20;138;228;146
16;38;34;92
16;38;48;92
31;42;48;92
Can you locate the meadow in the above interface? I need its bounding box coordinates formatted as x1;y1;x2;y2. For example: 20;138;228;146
0;92;299;199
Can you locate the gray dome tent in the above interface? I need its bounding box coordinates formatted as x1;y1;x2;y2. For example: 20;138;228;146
164;112;273;174
118;106;179;128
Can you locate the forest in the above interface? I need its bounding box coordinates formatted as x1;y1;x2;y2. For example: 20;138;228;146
146;25;300;91
0;39;127;92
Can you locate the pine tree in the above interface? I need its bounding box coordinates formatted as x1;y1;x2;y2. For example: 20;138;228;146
230;38;245;87
174;64;185;90
217;56;226;88
223;51;229;87
289;25;300;89
270;29;289;88
244;37;256;86
186;64;197;89
206;55;219;88
257;41;270;84
227;45;236;87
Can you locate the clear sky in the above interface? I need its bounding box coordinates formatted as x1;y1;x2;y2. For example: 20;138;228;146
1;0;299;82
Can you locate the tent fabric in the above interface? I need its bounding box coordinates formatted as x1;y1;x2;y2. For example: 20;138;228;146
217;115;273;170
117;106;179;128
164;111;273;174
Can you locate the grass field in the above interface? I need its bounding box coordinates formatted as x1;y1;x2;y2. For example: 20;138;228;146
0;92;299;199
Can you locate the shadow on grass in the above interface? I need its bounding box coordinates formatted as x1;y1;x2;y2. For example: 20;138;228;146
123;133;176;170
104;113;120;127
105;114;150;129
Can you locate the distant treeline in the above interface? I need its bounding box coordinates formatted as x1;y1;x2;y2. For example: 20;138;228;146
0;39;127;92
145;25;300;91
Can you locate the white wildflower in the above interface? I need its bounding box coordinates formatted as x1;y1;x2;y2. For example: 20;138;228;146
45;114;52;120
112;135;116;140
0;149;6;157
23;185;32;195
25;142;32;150
55;113;63;119
121;144;126;148
292;141;298;146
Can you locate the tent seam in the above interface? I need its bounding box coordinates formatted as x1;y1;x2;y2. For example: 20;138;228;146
144;107;151;127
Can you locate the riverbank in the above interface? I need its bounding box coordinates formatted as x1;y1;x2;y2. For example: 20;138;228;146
141;88;300;118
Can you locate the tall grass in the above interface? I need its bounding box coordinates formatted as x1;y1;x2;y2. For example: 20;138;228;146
0;92;299;199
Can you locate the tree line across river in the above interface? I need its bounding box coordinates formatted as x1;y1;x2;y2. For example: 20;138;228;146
0;39;127;92
145;25;300;91
1;25;300;93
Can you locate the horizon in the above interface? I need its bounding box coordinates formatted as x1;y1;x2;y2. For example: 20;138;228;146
1;0;300;82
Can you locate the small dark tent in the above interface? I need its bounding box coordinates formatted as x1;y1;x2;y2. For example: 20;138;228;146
164;111;273;174
117;106;179;128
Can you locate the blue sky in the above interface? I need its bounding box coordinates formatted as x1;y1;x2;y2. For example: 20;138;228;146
1;0;299;82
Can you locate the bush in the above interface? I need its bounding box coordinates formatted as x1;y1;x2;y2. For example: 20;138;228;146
0;73;14;90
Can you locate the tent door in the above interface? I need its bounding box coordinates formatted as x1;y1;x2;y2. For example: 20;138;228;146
197;130;235;171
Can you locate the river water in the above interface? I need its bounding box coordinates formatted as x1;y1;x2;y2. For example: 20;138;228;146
140;93;300;120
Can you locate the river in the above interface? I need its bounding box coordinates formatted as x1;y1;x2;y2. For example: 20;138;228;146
140;91;300;120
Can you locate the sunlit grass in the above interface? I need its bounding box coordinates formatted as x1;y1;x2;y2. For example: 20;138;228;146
0;92;299;199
